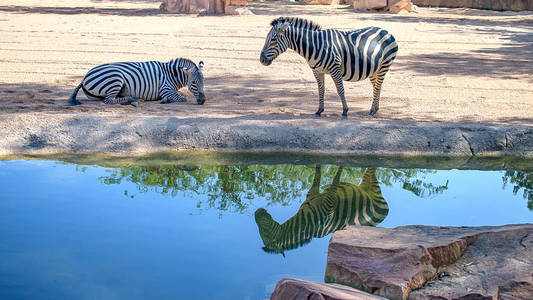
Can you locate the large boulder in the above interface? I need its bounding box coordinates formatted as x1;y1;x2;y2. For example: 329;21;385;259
351;0;388;9
350;0;406;10
160;0;251;14
325;224;533;300
270;278;388;300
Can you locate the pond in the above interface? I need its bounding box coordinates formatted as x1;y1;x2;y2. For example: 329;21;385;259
0;155;532;300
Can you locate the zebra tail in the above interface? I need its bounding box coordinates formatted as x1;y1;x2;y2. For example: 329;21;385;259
68;82;83;105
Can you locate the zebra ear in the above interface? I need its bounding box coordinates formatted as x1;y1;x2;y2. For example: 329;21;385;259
198;61;204;71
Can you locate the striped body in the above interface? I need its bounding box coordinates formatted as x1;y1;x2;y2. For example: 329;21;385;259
69;58;205;106
299;27;397;82
255;167;388;254
83;61;181;101
260;17;398;116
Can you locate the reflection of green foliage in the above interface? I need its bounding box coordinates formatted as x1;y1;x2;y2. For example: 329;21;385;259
503;171;533;210
96;164;450;214
99;165;318;214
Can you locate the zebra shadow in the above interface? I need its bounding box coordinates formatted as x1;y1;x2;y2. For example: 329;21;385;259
254;165;388;256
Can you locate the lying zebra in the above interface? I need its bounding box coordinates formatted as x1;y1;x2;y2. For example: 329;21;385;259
255;166;388;255
69;58;206;107
260;17;398;117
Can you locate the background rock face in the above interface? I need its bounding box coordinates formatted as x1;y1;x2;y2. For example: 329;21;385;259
270;278;388;300
325;224;533;300
412;0;533;11
160;0;248;14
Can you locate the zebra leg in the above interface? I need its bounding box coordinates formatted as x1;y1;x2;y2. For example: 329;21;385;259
369;73;385;116
306;165;322;200
312;70;325;116
104;92;138;107
332;166;344;186
331;71;349;117
160;91;187;104
369;58;394;116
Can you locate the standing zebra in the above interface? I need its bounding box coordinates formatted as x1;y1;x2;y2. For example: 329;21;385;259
254;166;388;255
69;58;206;107
260;17;398;117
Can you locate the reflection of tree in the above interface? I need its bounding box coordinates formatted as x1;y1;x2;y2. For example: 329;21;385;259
376;169;449;198
97;165;450;214
503;171;533;210
99;165;318;214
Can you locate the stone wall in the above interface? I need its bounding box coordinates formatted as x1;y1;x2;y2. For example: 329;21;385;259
412;0;532;11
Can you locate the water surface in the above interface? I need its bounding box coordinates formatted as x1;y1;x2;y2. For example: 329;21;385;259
0;159;531;299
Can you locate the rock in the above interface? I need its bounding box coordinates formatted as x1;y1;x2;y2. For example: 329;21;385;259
351;0;407;10
350;0;417;12
224;6;254;15
270;278;388;300
325;224;533;300
498;281;533;300
300;0;340;5
352;0;388;10
160;0;248;14
386;1;417;13
23;91;35;99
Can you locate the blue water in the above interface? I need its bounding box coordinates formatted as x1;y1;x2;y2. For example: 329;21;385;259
0;160;531;300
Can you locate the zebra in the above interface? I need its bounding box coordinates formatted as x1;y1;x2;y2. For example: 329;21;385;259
69;58;206;107
260;17;398;117
254;166;388;255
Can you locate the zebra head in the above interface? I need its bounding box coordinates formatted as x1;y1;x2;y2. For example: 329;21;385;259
183;61;205;105
260;17;291;66
254;208;285;256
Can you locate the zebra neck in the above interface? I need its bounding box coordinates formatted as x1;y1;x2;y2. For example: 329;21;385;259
287;26;319;62
163;61;186;89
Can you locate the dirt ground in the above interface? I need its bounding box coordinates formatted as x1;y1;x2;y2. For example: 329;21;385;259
0;0;532;155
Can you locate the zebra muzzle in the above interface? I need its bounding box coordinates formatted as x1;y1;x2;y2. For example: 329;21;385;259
260;52;272;66
197;93;206;105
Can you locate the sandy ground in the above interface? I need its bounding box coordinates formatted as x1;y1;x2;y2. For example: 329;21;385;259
0;0;532;155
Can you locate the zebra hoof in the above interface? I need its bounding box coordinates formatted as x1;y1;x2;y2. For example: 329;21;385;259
315;109;324;116
69;99;81;106
342;108;349;118
131;101;139;107
369;109;378;117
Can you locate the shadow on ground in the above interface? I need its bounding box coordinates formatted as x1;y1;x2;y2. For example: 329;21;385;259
1;68;533;125
0;5;164;17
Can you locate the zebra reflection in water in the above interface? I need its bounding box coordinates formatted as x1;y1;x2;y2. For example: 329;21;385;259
254;166;388;255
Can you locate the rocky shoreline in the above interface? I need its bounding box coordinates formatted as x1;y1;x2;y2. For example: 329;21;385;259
1;115;532;157
271;224;533;300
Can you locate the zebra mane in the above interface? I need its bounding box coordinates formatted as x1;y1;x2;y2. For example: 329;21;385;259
169;58;198;71
271;17;322;31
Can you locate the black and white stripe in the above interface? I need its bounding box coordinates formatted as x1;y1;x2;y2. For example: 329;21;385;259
69;58;206;106
260;17;398;117
255;167;388;255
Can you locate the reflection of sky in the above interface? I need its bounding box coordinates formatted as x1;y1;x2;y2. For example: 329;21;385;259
380;170;532;228
0;161;531;300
